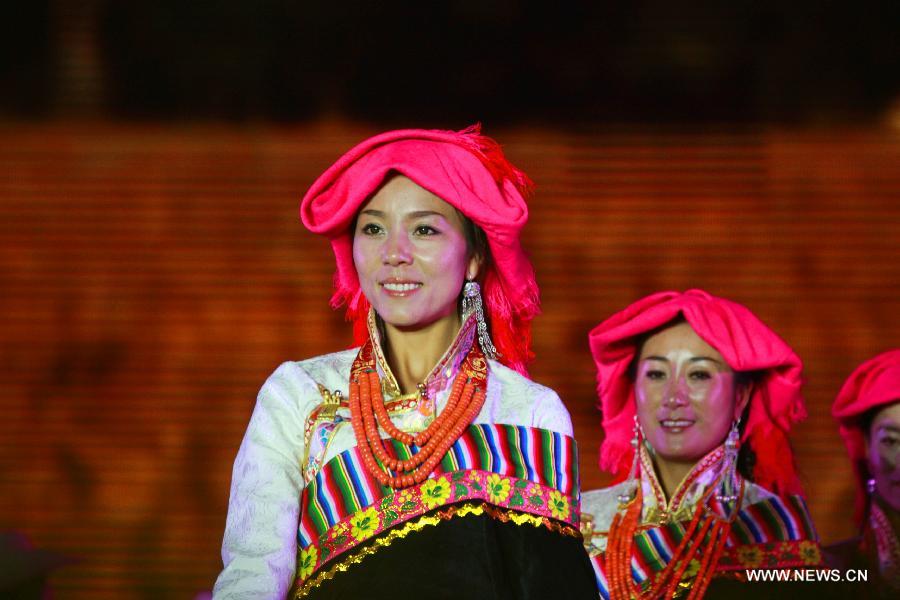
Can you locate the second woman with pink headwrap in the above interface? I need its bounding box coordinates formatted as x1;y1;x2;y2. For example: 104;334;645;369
828;349;900;594
213;126;596;598
580;290;822;598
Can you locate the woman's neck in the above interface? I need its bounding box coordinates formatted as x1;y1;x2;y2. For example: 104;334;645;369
382;314;462;395
651;458;695;502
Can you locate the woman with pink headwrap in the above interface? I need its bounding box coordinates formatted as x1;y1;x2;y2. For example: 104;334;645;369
580;290;822;599
828;349;900;594
213;126;596;599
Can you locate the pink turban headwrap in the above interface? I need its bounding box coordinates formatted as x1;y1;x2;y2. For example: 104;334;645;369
831;349;900;526
300;125;539;374
589;289;807;496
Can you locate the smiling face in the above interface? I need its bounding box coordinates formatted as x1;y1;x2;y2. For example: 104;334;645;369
635;321;748;469
352;175;480;331
866;401;900;512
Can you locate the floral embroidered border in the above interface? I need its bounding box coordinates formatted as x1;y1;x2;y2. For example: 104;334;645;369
717;539;823;571
293;501;580;598
295;469;578;591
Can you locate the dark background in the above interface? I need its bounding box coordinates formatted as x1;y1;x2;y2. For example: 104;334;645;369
4;1;898;124
1;2;899;598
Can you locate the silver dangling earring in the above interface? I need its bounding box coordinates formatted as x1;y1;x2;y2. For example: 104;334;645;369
716;418;741;503
617;415;643;504
867;478;877;494
462;280;500;360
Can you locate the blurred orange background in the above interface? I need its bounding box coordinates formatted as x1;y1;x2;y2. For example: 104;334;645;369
2;2;899;598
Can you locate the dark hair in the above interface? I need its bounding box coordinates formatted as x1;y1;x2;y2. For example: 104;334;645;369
455;209;489;269
734;384;757;481
858;405;881;441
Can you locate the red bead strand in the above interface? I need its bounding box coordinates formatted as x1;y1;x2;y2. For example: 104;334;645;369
347;340;487;489
605;465;740;600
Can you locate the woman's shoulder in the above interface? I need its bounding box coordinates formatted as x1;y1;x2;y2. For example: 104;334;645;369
486;359;572;435
487;359;562;405
580;483;630;551
740;480;816;520
581;483;628;521
258;348;358;405
290;348;358;383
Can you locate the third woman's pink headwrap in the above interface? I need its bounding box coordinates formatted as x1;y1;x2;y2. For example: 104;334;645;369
300;125;539;374
831;349;900;525
589;289;807;496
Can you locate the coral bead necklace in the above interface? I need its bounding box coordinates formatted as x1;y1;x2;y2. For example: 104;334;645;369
348;337;488;489
606;471;740;599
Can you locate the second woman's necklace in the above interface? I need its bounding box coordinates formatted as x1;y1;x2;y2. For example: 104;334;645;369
606;468;741;599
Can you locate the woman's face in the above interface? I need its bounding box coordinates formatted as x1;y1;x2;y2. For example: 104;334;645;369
867;401;900;512
635;321;747;466
352;175;479;331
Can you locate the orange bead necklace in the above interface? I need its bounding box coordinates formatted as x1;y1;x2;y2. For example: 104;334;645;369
348;338;488;489
606;470;740;599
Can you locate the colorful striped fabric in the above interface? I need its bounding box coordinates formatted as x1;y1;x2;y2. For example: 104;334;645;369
295;424;578;587
592;494;821;599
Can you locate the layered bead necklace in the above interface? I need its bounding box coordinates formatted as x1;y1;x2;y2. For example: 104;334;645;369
606;466;740;599
348;337;488;489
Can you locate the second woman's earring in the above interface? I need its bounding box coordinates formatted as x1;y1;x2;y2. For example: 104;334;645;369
618;415;642;504
716;419;741;503
462;280;499;359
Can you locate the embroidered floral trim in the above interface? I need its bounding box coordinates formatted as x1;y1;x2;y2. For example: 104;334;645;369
735;544;764;568
348;507;380;542
292;501;580;598
297;545;318;581
486;473;511;504
549;490;571;521
717;540;823;571
295;470;579;591
421;476;453;509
